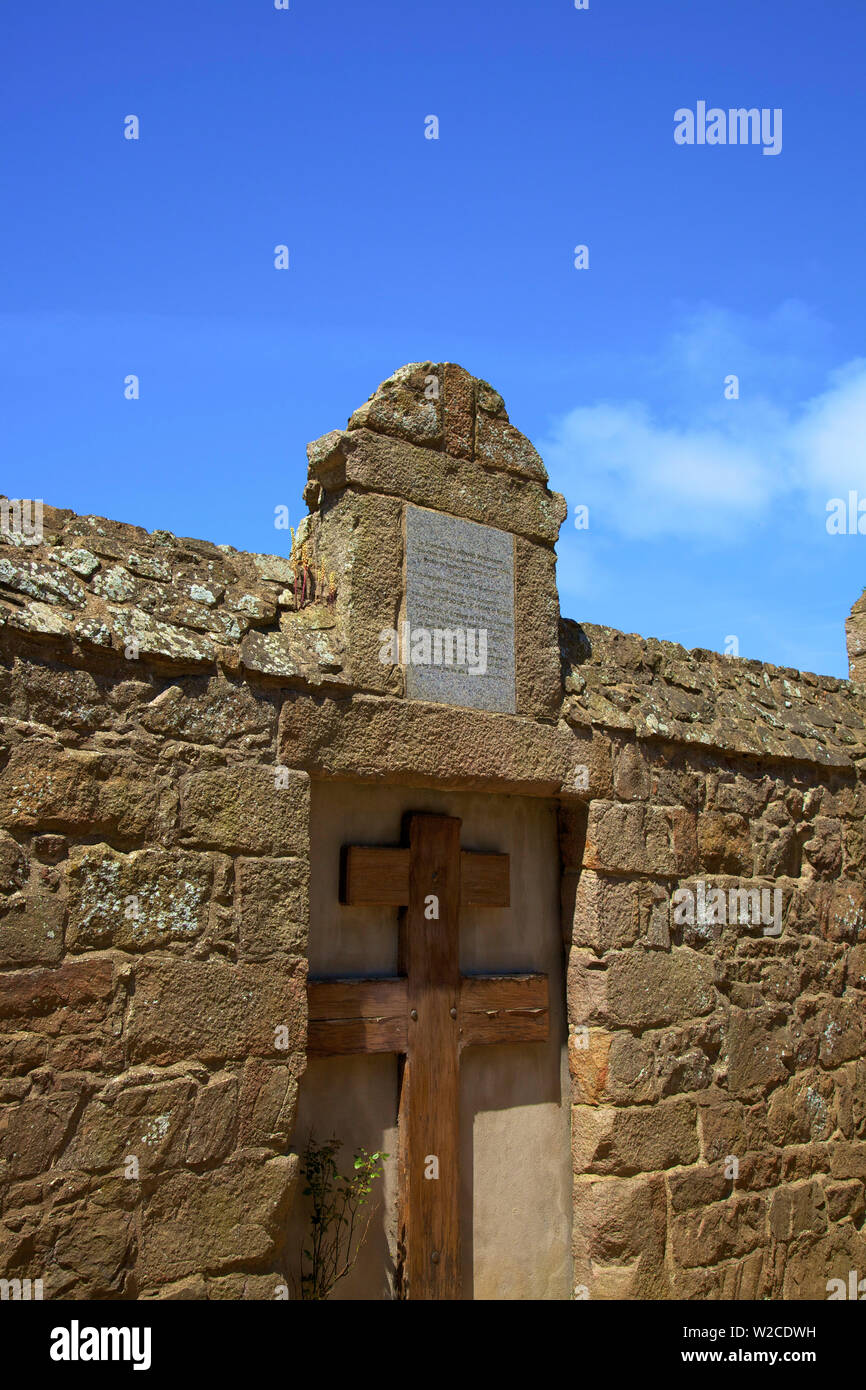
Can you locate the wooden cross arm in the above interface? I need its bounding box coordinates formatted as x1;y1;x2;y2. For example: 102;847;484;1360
307;972;548;1058
342;846;509;908
307;978;407;1057
459;973;549;1046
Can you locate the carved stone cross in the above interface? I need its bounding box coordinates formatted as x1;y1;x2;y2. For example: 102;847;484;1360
306;812;549;1300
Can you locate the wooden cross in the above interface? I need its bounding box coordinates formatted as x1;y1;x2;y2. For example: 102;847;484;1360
306;812;549;1300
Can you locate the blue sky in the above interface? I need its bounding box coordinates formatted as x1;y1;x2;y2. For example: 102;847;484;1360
2;0;864;676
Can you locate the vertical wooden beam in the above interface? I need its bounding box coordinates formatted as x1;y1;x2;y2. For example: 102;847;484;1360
400;813;462;1299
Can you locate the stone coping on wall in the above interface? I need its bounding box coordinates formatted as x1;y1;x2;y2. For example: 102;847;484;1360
562;618;866;770
3;504;865;777
0;504;348;690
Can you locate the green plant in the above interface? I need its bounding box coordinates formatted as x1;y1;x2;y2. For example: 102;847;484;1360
297;1134;387;1300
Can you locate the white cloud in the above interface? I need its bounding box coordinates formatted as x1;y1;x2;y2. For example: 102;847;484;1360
539;311;866;541
792;359;866;493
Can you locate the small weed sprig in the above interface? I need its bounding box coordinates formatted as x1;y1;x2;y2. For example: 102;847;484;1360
297;1134;387;1300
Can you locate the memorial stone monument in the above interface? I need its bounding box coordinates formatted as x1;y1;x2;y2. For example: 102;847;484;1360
1;362;865;1302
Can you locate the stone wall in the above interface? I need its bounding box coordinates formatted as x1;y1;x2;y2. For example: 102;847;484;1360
561;622;866;1298
0;518;310;1298
1;362;864;1299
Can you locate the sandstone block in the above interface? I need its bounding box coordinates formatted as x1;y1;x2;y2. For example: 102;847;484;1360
0;957;115;1030
236;857;308;960
0;1091;81;1178
604;948;716;1030
60;1077;195;1174
178;765;309;855
347;362;443;448
698;1099;748;1163
584;801;696;876
724;1007;791;1094
572;1173;669;1299
51;1207;133;1298
278;693;575;794
613;743;651;801
139;1150;298;1284
769;1181;828;1241
140;679;275;747
513;535;562;718
697;811;752;874
185;1073;239;1166
572;1097;698;1175
766;1070;835;1146
667;1164;731;1212
306;427;566;546
238;1059;300;1147
0;742;153;839
670;1193;766;1269
568;1027;611;1104
0;872;64;968
127;955;306;1065
475;410;547;480
66;845;213;952
783;1223;866;1299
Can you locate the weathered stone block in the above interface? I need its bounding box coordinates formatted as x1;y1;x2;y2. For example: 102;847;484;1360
178;765;309;855
0;554;87;607
568;1026;611;1104
236;857;308;960
572;1174;669;1300
829;1142;866;1181
127;956;306;1065
185;1073;239;1166
107;605;216;669
672;1248;766;1300
782;1222;866;1299
66;845;213;952
0;957;115;1031
347;361;443;449
667;1164;731;1212
613;743;650;801
0;1091;81;1178
769;1181;828;1241
238;1059;300;1147
140;679;275;747
825;1178;865;1224
0;742;153;839
475;410;547;480
571;873;633;952
278;692;575;793
584;801;695;876
514;536;561;718
766;1070;835;1146
567;947;609;1024
573;1098;699;1175
813;999;863;1068
698;1099;748;1164
306;427;567;546
670;1193;766;1269
569;872;670;952
139;1150;298;1285
60;1077;195;1174
603;1032;657;1104
0;742;101;831
51;1206;133;1298
802;817;843;878
697;811;752;874
0;868;64;968
724;1007;791;1094
604;948;716;1030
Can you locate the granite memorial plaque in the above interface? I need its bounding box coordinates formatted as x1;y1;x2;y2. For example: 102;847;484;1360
403;505;516;713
